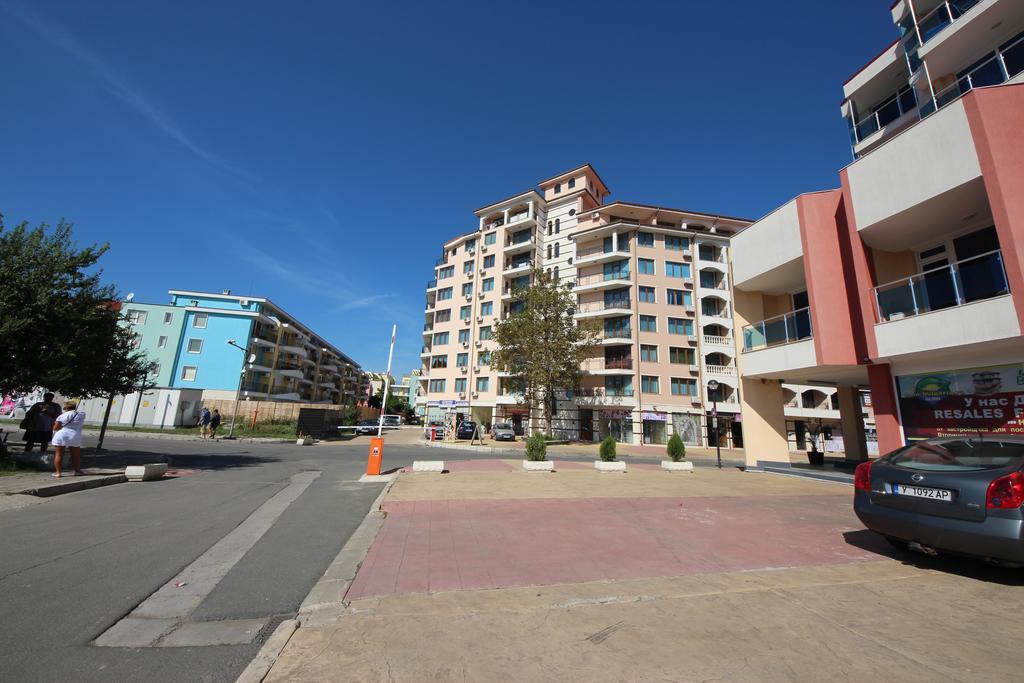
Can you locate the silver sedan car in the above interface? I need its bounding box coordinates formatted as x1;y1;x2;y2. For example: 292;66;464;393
854;437;1024;566
492;423;516;441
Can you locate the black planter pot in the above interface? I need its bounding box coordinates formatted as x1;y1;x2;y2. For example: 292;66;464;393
807;450;825;466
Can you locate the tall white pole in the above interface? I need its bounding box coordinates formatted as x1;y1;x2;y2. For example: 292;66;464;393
377;324;397;437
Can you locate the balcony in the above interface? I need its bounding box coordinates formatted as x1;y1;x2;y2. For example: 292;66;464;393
572;387;637;407
704;364;737;378
742;307;812;352
426;278;438;290
601;328;633;344
920;32;1024;118
574;300;632;319
574;243;631;267
915;0;983;49
504;232;536;256
700;305;731;322
507;210;534;227
851;88;919;155
874;250;1008;322
573;271;632;293
583;357;634;375
703;334;733;347
420;345;431;357
503;260;533;277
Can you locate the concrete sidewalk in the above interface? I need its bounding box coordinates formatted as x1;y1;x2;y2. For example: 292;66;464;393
258;461;1024;682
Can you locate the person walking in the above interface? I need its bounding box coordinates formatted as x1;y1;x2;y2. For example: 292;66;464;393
21;392;61;453
198;406;211;439
208;409;222;439
51;400;87;478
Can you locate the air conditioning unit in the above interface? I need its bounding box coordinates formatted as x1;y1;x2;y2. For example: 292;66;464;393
462;317;471;324
476;315;483;323
473;367;481;373
477;292;484;299
461;341;469;349
475;340;482;347
472;392;479;399
459;392;466;399
481;246;488;253
464;294;472;301
480;270;487;277
460;367;468;374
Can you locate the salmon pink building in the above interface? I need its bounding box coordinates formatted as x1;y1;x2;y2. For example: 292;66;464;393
734;0;1024;467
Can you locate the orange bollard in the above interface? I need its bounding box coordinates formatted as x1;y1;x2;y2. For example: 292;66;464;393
366;436;383;476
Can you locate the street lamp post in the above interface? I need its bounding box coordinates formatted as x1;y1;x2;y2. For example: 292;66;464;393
707;379;721;469
226;340;254;440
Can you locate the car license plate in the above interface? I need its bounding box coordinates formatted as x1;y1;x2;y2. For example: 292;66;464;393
892;484;953;501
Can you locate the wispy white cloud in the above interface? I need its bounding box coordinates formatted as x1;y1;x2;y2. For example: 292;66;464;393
0;0;251;181
334;294;398;311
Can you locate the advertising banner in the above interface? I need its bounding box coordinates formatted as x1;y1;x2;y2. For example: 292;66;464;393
897;363;1024;439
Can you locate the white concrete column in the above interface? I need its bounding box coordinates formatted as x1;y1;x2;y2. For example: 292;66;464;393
479;216;484;230
528;201;534;219
612;232;618;252
503;209;510;223
837;386;868;462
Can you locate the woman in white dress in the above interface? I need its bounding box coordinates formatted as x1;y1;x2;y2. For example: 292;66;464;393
52;400;87;477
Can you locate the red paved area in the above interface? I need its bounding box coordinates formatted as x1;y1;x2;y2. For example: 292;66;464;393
346;495;874;599
443;460;516;472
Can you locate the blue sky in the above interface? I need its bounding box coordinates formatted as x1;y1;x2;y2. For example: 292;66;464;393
0;1;896;374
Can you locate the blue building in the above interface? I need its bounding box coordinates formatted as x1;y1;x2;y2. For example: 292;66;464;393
126;289;363;404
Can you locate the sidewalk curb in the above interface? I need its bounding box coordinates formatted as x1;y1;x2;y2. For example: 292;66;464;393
14;474;127;497
422;441;521;455
234;473;398;683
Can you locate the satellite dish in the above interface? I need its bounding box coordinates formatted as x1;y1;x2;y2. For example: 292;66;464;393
248;354;257;363
125;293;135;302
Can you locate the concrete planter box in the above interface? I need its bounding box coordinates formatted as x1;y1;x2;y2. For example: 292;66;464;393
522;460;554;471
125;463;168;482
661;460;694;472
412;460;445;473
595;460;626;472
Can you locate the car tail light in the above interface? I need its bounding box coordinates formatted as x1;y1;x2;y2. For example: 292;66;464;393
854;460;873;492
986;471;1024;509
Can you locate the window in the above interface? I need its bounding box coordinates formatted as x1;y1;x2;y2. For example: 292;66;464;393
483;255;495;268
163;312;173;325
435;309;451;322
637;232;654;247
463;261;474;274
638;258;655;274
465;239;476;252
149;362;161;377
478;350;491;365
438;266;454;279
193;313;208;328
605;376;633;397
479;326;492;340
639;315;657;332
461;283;473;296
670;347;695;364
555;219;560;233
454;378;467;393
555;243;560;257
548;244;552;259
667;289;691;306
665;261;689;278
127;309;147;324
668;318;693;335
458;328;470;343
187;338;203;354
554;183;561;193
429;379;446;393
437;287;453;300
433;332;449;345
640;344;658;362
158;335;168;349
547;221;552;235
181;366;197;382
482;278;494;292
639;286;656;303
476;377;489;392
641;376;660;394
131;334;142;349
568;178;576;189
456;353;469;367
484;232;497;245
671;378;697;396
480;301;493;316
554;266;559;280
460;305;471;319
665;235;689;251
430;355;448;369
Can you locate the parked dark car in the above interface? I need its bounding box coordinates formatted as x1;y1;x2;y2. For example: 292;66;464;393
456;421;478;440
354;419;379;435
854;437;1024;566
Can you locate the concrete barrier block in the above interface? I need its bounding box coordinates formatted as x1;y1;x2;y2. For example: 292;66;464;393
125;463;169;482
594;461;626;472
661;460;694;472
522;460;554;471
412;460;444;473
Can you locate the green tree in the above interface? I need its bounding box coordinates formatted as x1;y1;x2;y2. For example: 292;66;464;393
667;433;686;462
0;215;150;397
369;386;409;415
492;268;600;435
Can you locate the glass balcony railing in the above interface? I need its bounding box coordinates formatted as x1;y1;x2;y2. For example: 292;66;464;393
873;250;1009;322
915;0;980;46
574;272;631;287
576;244;631;259
426;278;437;289
920;33;1024;118
575;300;632;314
742;307;812;352
853;88;918;143
602;328;632;339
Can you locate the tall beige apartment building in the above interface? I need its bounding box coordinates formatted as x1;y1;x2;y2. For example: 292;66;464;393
418;165;750;447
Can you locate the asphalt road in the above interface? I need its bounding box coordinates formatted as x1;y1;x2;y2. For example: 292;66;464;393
0;431;449;683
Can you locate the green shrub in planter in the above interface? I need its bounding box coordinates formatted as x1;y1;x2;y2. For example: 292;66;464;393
666;433;685;462
599;436;617;462
525;434;548;461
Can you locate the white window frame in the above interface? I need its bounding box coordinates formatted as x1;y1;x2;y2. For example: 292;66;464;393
193;313;209;329
163;312;173;325
181;366;197;382
158;335;168;349
187;338;204;354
